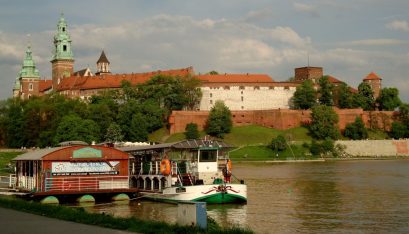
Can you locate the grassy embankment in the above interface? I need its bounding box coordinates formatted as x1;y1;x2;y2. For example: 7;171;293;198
149;125;392;161
0;196;252;234
150;125;315;161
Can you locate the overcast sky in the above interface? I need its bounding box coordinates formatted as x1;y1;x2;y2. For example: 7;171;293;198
1;0;409;101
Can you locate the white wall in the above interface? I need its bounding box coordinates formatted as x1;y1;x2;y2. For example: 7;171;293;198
199;85;295;111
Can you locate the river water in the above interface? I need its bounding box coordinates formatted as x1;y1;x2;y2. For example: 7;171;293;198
84;160;409;233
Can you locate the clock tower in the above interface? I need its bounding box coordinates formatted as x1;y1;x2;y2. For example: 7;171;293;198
51;13;74;89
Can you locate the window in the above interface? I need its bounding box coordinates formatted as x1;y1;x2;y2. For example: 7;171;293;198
269;86;274;90
224;86;230;90
63;45;67;51
241;106;244;110
239;86;245;90
29;83;33;91
241;91;243;94
199;150;217;162
254;86;260;90
210;93;212;97
62;27;65;32
241;96;244;101
210;100;213;104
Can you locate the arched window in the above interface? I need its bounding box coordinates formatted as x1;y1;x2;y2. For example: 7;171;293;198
29;83;33;91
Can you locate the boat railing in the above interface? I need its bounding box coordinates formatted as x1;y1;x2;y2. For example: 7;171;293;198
44;176;129;192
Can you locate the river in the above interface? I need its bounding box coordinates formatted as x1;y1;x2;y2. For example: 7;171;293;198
84;160;409;233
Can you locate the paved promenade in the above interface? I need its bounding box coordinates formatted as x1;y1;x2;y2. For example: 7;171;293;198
0;207;135;234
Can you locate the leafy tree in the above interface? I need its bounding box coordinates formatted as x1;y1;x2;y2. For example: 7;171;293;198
389;122;407;139
335;82;354;108
318;76;334;106
205;100;232;138
309;105;340;140
376;87;401;111
87;103;114;140
309;139;335;156
54;114;100;145
292;80;316;109
129;113;149;142
185;123;199;139
355;82;375;110
2;99;25;148
398;103;409;126
268;135;287;151
208;71;219;75
105;123;124;143
344;117;368;140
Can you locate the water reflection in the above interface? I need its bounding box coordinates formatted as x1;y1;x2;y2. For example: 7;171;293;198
80;160;409;234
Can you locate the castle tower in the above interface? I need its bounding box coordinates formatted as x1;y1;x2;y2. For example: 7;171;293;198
363;72;382;99
16;45;41;99
294;66;323;84
51;13;74;89
95;50;111;75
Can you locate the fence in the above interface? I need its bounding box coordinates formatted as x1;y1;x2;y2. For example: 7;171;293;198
44;176;129;192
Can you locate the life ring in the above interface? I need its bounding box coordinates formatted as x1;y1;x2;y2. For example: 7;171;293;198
227;159;232;174
160;159;171;176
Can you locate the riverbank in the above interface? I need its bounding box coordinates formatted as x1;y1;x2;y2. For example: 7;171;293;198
0;196;252;234
233;156;409;164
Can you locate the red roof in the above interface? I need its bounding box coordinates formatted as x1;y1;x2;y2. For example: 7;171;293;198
327;75;343;84
39;80;52;92
363;72;381;81
57;67;194;91
197;74;274;83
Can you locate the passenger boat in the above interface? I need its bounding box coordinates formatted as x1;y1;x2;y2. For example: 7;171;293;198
121;139;247;204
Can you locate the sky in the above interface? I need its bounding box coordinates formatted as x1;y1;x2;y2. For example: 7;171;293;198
0;0;408;101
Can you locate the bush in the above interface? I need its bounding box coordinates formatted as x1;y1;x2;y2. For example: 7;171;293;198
344;117;368;140
184;123;199;139
309;139;335;156
389;122;407;139
268;135;287;151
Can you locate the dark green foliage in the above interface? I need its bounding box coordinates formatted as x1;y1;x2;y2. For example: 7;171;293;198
355;82;375;110
389;122;407;139
377;87;401;111
318;76;334;106
206;100;232;138
309;139;335;156
0;197;253;234
268;135;287;151
208;70;219;75
335;82;354;109
292;80;316;109
309;105;340;140
185;123;199;139
54;114;100;144
344;117;368;140
105;123;124;143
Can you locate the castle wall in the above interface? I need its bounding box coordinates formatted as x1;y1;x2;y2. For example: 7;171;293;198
199;85;296;111
169;108;395;134
336;140;409;156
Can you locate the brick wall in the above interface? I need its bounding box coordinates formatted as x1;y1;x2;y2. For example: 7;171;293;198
169;108;395;134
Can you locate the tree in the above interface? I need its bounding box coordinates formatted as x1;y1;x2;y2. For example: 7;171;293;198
377;87;401;111
54;114;100;145
205;100;232;138
344;117;368;140
268;135;287;151
292;80;316;109
335;82;354;108
185;123;199;139
105;123;124;143
318;76;334;106
208;70;219;75
355;82;375;110
390;122;407;139
309;105;340;140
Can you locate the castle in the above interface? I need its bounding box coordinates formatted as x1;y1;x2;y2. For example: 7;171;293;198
13;14;382;112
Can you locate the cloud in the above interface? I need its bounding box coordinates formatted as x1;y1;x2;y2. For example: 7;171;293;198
386;20;409;32
341;38;408;46
244;9;274;22
293;2;319;17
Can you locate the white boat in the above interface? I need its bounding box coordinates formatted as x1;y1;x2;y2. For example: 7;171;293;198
121;139;247;204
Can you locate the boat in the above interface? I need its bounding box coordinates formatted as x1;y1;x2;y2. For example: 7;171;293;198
121;139;247;204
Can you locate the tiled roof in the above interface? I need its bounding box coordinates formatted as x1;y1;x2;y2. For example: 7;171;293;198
39;80;52;92
327;75;343;84
197;74;274;83
363;72;381;80
73;68;88;76
57;67;194;91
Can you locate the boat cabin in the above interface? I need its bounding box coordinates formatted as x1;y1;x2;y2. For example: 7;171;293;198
121;139;233;192
13;145;135;196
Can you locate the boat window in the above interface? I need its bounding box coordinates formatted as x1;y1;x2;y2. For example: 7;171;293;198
199;150;217;162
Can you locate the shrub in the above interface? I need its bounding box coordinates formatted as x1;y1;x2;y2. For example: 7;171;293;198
184;123;199;139
268;135;287;151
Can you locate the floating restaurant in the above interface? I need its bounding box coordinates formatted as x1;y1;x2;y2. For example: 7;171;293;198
13;143;136;203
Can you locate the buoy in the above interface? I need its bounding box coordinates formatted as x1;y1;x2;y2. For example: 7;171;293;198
160;159;171;176
77;194;95;203
112;193;130;201
41;196;59;204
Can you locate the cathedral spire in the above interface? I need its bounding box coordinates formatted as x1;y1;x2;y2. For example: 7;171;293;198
96;50;111;75
20;44;40;78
